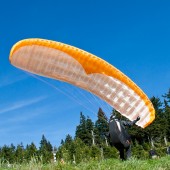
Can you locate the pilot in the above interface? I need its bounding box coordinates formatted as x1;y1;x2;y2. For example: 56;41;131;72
108;114;140;160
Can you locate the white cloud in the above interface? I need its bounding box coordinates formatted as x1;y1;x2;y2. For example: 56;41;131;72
0;96;47;114
0;73;28;87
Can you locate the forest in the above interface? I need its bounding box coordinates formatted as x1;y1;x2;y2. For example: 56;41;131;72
0;89;170;164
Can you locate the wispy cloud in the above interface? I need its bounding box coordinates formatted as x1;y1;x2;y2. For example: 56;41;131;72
0;96;47;114
0;73;28;87
6;104;51;123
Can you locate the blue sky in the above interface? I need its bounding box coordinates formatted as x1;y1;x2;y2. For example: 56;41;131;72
0;0;170;147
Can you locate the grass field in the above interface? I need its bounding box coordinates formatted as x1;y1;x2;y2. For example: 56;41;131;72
0;156;170;170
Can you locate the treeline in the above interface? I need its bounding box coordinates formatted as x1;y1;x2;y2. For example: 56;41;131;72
0;89;170;164
0;135;53;164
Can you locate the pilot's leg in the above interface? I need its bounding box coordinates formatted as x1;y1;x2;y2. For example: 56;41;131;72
125;145;131;159
114;143;125;160
119;147;125;160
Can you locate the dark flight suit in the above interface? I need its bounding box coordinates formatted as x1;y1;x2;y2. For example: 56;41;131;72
108;116;140;160
166;146;170;155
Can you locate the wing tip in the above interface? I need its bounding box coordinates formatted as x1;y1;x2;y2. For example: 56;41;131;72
143;109;155;128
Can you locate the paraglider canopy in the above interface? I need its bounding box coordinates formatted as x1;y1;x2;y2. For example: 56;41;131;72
9;38;155;128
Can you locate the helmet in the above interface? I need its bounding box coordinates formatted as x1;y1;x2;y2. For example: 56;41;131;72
110;114;116;120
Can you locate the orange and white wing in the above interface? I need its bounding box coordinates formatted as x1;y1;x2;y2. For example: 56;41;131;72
9;38;155;128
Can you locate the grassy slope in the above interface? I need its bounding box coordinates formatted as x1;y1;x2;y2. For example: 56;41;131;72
0;156;170;170
71;157;170;170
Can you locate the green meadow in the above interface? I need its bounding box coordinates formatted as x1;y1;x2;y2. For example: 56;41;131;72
0;156;170;170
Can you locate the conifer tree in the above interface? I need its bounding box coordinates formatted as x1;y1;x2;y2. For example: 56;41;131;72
95;108;109;145
75;112;86;141
86;116;94;146
0;144;15;163
9;144;16;163
163;88;170;103
60;139;65;145
64;134;73;151
15;143;25;163
25;142;37;161
163;89;170;141
39;135;53;163
65;134;73;144
75;112;94;146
